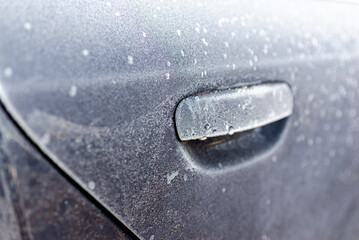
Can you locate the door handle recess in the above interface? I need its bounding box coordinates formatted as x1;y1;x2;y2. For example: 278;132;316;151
175;82;293;141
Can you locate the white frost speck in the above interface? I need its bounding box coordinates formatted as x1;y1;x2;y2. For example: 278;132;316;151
150;235;155;240
180;50;185;57
82;49;89;56
222;188;226;193
24;22;32;31
127;55;134;65
69;85;77;97
195;27;200;33
263;45;268;54
142;31;147;37
4;67;13;77
176;29;181;36
165;72;170;79
106;2;111;6
201;38;208;46
224;41;229;48
259;29;266;37
167;171;179;184
88;181;96;190
228;126;234;135
39;133;50;145
183;174;187;181
223;53;227;59
167;61;171;67
115;11;120;16
262;234;270;240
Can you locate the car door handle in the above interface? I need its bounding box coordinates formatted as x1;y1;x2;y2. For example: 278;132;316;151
175;81;293;141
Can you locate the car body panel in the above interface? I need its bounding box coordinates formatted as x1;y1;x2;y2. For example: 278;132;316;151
1;0;359;239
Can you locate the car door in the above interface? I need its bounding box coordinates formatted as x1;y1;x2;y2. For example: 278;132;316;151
1;0;359;239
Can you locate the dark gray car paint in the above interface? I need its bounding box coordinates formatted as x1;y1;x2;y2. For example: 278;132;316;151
0;104;133;240
1;0;359;239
